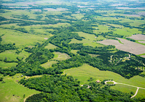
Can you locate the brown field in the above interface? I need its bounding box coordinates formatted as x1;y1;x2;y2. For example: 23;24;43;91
129;34;145;40
98;38;145;55
139;41;145;43
141;55;145;58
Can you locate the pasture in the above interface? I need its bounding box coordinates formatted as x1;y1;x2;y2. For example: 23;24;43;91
0;28;47;48
45;43;57;50
0;74;40;102
53;52;70;60
63;64;145;98
41;61;57;68
70;32;103;47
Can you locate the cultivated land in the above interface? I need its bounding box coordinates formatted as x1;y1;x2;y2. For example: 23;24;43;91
129;34;145;41
0;0;145;101
98;38;145;55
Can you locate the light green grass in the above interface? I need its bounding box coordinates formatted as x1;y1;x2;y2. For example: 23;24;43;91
53;52;70;60
0;74;40;102
70;32;103;47
71;50;78;54
93;25;110;33
0;50;18;61
113;27;141;37
0;50;30;62
45;43;57;50
71;14;84;19
0;61;17;68
41;61;57;68
0;28;47;48
63;64;145;98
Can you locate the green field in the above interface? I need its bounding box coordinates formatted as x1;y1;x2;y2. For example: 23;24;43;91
0;28;47;48
64;64;145;98
0;74;40;102
41;61;58;68
45;43;57;50
0;61;17;68
53;52;70;60
70;32;103;47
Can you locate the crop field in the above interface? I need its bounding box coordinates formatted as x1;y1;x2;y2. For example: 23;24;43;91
129;34;145;41
64;64;145;98
0;74;40;102
98;38;145;55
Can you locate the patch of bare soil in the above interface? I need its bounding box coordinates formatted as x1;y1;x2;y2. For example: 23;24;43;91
129;34;145;40
98;38;145;55
139;41;145;43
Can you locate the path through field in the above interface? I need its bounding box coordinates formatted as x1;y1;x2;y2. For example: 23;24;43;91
116;82;145;98
131;87;139;98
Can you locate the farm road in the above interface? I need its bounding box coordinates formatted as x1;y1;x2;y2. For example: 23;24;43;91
131;87;139;98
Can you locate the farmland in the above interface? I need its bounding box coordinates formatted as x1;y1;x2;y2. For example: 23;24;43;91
0;0;145;101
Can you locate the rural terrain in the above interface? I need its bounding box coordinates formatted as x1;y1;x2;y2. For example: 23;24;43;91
0;0;145;102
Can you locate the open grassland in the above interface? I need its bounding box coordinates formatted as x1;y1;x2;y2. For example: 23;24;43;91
53;52;70;60
0;28;47;48
113;27;141;37
45;43;57;50
63;64;145;98
0;50;19;61
0;61;17;68
0;50;30;62
71;50;78;54
0;74;40;102
93;25;110;33
70;32;104;47
41;61;57;68
71;14;84;19
98;38;145;55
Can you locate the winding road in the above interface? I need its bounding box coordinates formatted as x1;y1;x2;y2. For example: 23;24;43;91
105;81;145;98
131;87;139;98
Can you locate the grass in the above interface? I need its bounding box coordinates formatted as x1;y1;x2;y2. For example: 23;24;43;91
53;52;70;60
63;64;145;98
93;25;110;33
0;61;17;68
45;43;57;50
71;14;84;19
0;50;31;62
70;32;104;47
0;50;18;61
113;27;141;37
0;28;47;48
71;50;78;54
41;61;57;68
0;74;40;102
106;82;114;84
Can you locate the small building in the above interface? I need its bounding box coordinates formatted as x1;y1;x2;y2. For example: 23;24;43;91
96;80;100;83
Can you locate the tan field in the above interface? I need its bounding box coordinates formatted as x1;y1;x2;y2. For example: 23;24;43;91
98;38;145;55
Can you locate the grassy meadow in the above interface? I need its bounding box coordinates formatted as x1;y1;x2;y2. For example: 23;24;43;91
63;64;145;98
0;74;40;102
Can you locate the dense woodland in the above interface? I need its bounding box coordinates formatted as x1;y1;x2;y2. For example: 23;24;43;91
0;0;145;101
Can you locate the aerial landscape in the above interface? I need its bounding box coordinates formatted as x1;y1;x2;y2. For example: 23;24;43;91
0;0;145;101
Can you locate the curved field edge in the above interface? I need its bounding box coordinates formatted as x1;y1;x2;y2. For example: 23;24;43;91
63;64;145;98
0;74;40;102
